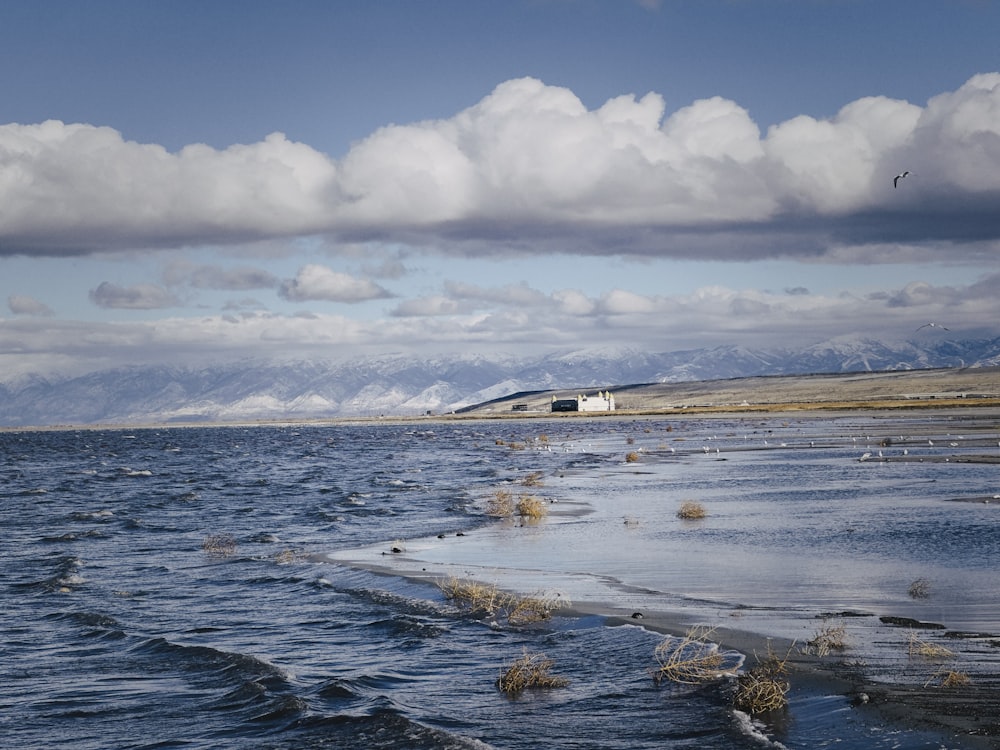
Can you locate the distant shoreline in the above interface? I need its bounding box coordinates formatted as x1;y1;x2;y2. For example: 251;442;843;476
4;365;999;432
4;399;1000;434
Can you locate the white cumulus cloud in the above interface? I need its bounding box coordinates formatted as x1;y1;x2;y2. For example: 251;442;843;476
1;74;999;258
8;294;53;316
278;264;392;303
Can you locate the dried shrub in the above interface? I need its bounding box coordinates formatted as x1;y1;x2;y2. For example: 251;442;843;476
908;578;931;599
485;489;515;517
654;626;734;685
806;622;848;657
507;593;564;626
924;668;972;688
733;643;793;714
439;577;508;617
677;501;706;520
521;471;545;487
516;495;548;520
273;548;303;564
907;632;954;660
733;671;790;713
939;670;972;688
202;533;237;557
439;577;566;626
625;451;640;463
496;650;569;694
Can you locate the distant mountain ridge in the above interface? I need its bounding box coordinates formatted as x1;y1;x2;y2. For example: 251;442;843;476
2;335;999;427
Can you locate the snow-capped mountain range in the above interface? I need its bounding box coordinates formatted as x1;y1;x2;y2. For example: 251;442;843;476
2;335;999;427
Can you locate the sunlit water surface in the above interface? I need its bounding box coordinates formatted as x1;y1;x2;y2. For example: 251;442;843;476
2;414;997;749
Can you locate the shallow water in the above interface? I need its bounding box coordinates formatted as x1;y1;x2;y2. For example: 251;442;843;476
2;415;997;748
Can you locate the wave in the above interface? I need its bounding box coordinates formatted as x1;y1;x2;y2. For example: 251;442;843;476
281;709;499;750
130;637;290;686
14;554;86;591
42;529;104;542
69;509;114;521
732;710;790;749
364;615;449;642
51;610;122;629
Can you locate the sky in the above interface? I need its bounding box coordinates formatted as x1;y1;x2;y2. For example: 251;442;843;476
2;0;999;378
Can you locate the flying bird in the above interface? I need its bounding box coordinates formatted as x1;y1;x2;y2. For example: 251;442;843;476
893;170;910;188
915;322;949;332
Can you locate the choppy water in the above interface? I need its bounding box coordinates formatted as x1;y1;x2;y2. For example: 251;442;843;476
2;414;997;749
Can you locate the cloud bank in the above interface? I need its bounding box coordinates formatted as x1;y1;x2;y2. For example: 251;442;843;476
4;269;997;378
3;74;999;259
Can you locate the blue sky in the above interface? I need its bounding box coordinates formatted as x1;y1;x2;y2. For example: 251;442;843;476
2;0;999;377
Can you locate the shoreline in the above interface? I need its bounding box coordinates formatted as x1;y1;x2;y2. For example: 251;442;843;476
3;400;999;433
328;551;1000;748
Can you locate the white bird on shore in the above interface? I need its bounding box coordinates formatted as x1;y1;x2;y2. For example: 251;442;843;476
893;170;910;188
859;452;872;462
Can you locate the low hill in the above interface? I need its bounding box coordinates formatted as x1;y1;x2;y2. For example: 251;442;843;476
457;366;1000;416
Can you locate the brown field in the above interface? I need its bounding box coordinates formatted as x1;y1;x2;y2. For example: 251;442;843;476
455;366;1000;417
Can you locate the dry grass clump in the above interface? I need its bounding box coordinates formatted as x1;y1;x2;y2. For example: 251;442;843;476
908;578;931;599
202;533;237;557
496;650;569;695
806;622;848;657
924;667;972;688
484;488;548;520
734;672;791;712
516;495;548;520
907;631;954;660
493;438;525;450
485;489;515;517
625;451;640;463
733;643;792;713
654;626;733;685
438;577;566;626
520;471;545;487
677;501;707;520
273;548;304;564
439;577;509;616
507;593;565;626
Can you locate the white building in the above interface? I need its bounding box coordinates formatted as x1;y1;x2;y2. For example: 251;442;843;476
551;391;615;412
